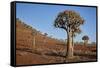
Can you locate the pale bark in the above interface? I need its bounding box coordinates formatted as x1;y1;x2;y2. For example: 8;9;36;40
72;34;74;55
44;37;46;46
84;40;88;46
33;36;35;51
66;30;73;58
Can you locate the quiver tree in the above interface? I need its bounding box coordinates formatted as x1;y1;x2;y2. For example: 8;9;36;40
44;33;48;36
43;33;48;45
82;35;89;46
54;10;84;58
31;30;37;51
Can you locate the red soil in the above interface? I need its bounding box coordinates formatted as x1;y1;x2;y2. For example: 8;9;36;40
16;19;97;65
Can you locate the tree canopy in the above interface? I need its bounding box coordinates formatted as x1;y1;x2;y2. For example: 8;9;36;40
54;10;84;34
82;35;89;40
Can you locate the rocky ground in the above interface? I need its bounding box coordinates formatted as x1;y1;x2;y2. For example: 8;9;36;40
16;46;97;65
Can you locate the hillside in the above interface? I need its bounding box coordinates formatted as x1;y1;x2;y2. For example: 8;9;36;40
16;19;97;65
16;19;65;49
16;19;67;65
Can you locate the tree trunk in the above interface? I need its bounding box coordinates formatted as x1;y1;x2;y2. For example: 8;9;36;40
33;36;35;51
44;37;46;46
66;31;73;58
84;40;88;46
72;34;74;55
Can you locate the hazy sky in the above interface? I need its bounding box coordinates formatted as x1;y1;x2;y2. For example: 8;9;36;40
16;3;97;43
